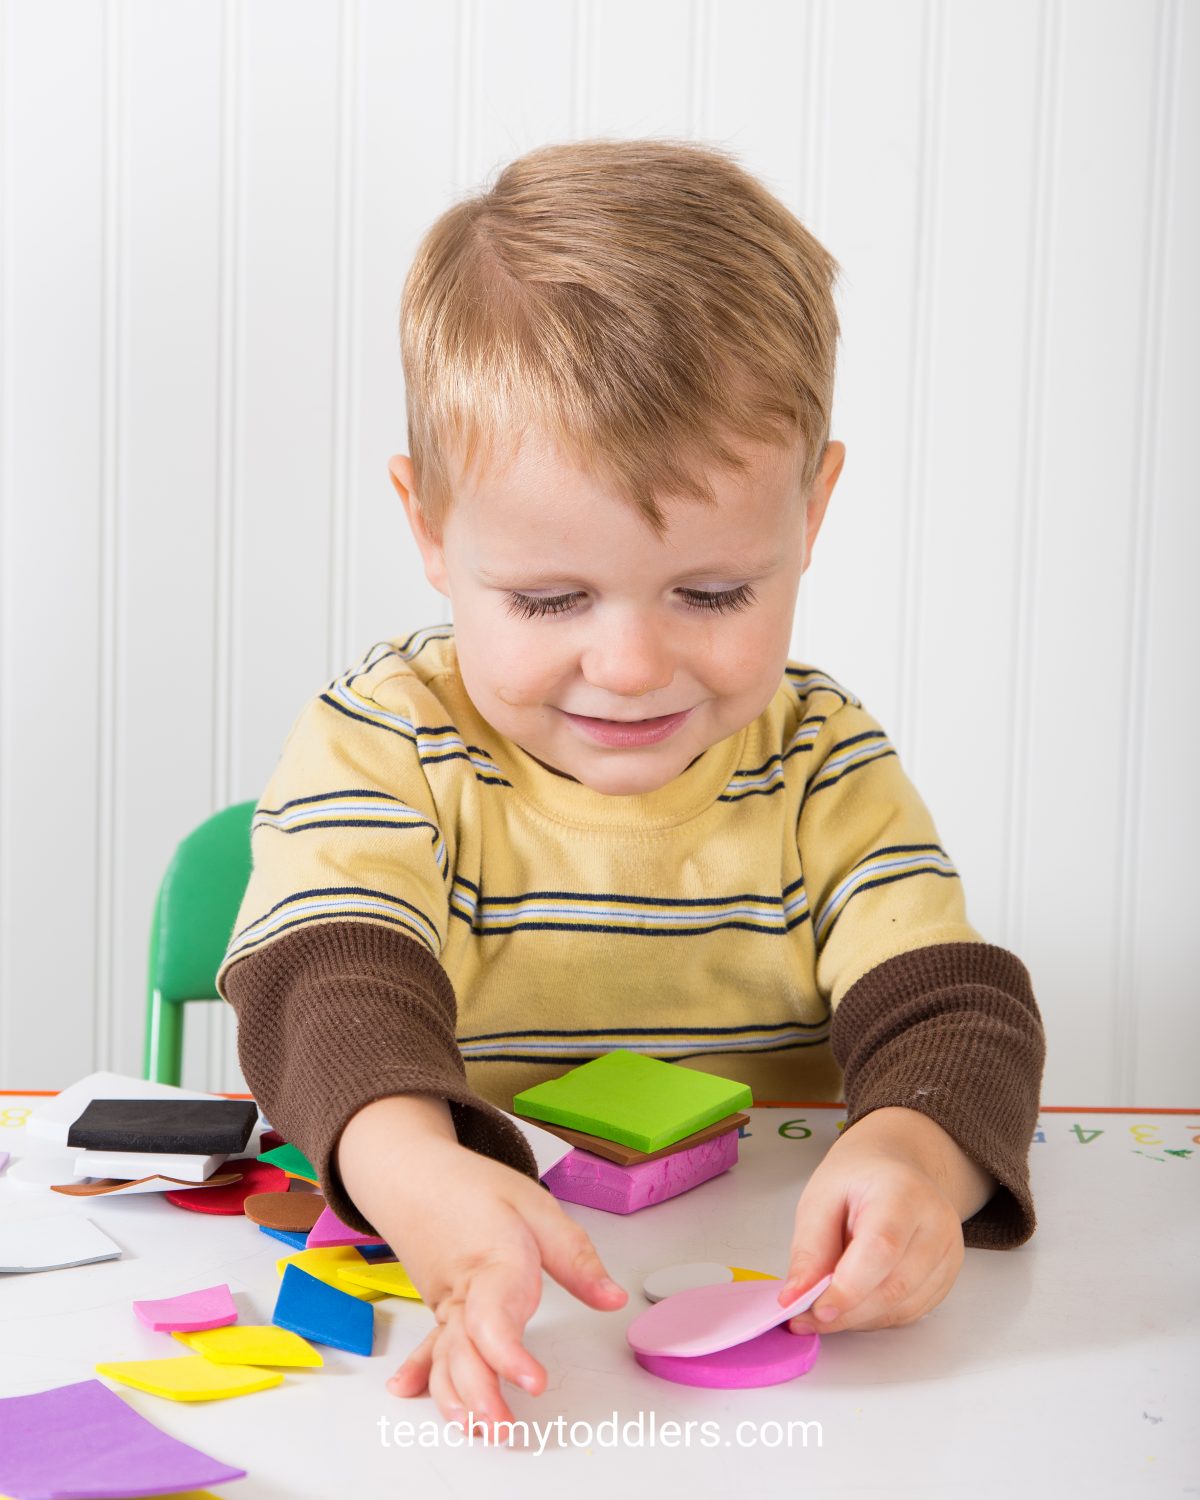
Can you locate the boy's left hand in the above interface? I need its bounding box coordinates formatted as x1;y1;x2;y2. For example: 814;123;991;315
779;1107;992;1334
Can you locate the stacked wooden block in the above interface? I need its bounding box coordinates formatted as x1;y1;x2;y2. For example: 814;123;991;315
512;1050;752;1214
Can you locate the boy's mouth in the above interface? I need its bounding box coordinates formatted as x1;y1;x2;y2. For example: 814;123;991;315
558;707;694;748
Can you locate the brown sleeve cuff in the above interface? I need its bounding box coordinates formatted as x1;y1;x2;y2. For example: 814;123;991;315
830;941;1047;1250
220;920;540;1235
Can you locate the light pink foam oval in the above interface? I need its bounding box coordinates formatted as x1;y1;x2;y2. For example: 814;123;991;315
626;1273;833;1357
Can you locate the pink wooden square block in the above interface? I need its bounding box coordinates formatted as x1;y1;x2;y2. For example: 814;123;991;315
541;1129;738;1214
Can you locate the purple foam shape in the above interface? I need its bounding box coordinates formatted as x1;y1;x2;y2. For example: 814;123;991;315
0;1150;9;1174
305;1204;388;1250
541;1129;738;1215
132;1282;238;1333
635;1325;821;1388
0;1377;245;1498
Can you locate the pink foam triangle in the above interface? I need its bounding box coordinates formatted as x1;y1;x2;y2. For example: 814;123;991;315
305;1204;388;1250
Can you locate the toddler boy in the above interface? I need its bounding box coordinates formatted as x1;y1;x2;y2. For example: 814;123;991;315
217;137;1045;1431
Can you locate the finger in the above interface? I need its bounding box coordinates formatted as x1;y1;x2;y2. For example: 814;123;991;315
387;1325;437;1397
444;1312;518;1432
427;1323;471;1428
790;1222;944;1334
460;1260;548;1397
870;1224;960;1332
779;1177;848;1309
874;1235;963;1328
525;1199;627;1309
796;1197;921;1328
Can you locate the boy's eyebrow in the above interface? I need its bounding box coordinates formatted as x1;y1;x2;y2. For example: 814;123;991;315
477;556;783;588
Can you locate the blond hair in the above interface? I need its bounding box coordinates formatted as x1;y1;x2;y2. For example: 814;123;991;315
400;137;841;539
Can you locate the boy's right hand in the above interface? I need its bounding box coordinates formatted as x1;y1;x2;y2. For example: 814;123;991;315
335;1095;628;1431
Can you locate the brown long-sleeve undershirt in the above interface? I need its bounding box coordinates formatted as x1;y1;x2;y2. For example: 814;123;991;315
222;921;1045;1250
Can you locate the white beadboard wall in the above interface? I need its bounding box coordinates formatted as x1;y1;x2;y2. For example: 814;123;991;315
0;0;1195;1105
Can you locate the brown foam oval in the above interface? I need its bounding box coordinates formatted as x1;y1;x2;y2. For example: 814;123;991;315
243;1189;325;1232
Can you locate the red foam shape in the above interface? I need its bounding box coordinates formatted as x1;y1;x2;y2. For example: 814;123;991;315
635;1325;821;1388
260;1129;286;1152
164;1157;288;1215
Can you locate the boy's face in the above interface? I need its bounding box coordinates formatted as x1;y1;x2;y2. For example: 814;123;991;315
389;429;843;796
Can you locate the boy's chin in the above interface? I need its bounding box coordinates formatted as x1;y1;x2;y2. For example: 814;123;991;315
528;747;693;797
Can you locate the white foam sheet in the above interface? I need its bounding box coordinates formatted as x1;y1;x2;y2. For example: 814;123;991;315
73;1148;228;1183
7;1151;223;1193
0;1214;122;1273
7;1152;88;1189
501;1109;575;1178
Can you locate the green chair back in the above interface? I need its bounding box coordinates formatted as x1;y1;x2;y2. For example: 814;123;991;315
143;800;256;1085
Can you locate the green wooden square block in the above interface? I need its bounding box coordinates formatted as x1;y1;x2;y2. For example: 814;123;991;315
512;1050;753;1153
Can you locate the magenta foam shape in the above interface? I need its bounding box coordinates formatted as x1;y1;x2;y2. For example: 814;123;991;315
541;1129;738;1214
132;1282;238;1333
305;1204;388;1250
635;1325;821;1388
626;1272;834;1357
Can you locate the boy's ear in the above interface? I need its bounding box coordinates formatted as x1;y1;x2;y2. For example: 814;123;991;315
388;454;450;597
801;440;845;574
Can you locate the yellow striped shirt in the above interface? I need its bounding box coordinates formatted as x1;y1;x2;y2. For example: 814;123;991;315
217;625;984;1110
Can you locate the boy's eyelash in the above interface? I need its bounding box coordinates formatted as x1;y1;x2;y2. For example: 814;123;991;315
503;584;758;620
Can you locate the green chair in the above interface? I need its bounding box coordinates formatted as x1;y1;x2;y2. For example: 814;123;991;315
143;800;257;1086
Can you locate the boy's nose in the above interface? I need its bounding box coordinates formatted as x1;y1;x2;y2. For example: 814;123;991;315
581;622;674;702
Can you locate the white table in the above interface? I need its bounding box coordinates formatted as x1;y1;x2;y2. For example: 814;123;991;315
1;1095;1197;1499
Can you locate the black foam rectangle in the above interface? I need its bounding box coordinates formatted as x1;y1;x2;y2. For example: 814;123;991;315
65;1098;259;1154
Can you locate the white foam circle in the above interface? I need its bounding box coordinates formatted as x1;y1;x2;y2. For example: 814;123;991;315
642;1261;734;1303
6;1153;83;1189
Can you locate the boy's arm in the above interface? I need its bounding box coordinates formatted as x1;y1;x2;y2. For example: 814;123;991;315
214;665;542;1234
221;919;539;1235
228;929;628;1428
829;940;1045;1247
797;690;1047;1250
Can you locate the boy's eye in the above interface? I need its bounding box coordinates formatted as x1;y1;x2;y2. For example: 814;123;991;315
504;591;579;619
680;584;757;614
503;584;758;620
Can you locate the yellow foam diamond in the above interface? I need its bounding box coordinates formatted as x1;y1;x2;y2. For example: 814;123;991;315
95;1355;282;1401
274;1247;385;1300
173;1323;323;1367
336;1259;421;1300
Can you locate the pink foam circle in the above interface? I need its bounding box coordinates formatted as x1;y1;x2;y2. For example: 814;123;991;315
635;1326;820;1388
